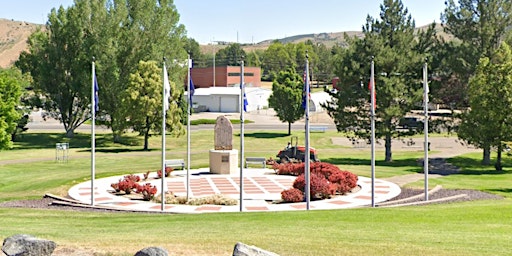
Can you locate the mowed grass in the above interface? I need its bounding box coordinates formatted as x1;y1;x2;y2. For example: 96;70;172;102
1;129;511;255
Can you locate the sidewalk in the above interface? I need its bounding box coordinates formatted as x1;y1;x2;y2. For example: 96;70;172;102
67;168;401;213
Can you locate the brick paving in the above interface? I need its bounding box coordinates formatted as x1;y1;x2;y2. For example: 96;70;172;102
67;168;401;213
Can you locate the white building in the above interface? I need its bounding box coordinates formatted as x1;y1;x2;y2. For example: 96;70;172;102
188;87;272;113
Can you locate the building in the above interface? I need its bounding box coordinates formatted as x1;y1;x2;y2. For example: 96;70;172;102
190;66;261;88
188;87;271;113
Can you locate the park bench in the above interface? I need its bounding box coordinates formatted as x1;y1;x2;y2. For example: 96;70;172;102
309;126;327;132
164;159;185;170
245;157;267;168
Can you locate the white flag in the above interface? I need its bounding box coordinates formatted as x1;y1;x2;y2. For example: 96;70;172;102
163;65;171;111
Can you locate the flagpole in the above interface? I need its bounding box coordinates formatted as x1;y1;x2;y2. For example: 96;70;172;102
161;58;167;211
305;53;311;210
91;57;96;206
239;57;245;212
370;56;376;208
186;54;192;201
423;58;429;201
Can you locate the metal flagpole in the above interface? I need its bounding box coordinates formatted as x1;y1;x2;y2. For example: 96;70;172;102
423;59;429;201
161;58;168;211
187;54;192;201
305;53;311;210
239;57;245;212
370;57;376;208
91;57;96;206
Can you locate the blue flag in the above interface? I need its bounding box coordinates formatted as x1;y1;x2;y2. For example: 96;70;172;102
243;92;248;112
189;78;195;103
94;74;99;112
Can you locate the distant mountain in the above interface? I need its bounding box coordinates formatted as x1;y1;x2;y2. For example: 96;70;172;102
0;18;41;68
0;18;448;67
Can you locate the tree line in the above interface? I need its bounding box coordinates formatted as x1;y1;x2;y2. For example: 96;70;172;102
1;0;512;170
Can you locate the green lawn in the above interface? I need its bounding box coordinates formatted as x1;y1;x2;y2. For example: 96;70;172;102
1;130;511;255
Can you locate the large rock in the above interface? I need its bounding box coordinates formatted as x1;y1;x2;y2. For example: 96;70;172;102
232;242;279;256
2;234;56;256
134;246;168;256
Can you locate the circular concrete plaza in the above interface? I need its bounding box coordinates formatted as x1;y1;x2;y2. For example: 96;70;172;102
68;168;401;213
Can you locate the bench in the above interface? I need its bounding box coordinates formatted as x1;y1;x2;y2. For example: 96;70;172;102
164;159;185;170
245;157;266;168
309;126;327;132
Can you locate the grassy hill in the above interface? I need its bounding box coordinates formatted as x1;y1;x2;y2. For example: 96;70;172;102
0;18;41;68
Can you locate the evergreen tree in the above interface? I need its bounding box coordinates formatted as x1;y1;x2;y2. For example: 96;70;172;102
324;0;436;161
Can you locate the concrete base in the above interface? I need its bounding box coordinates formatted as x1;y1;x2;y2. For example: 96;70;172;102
209;149;239;175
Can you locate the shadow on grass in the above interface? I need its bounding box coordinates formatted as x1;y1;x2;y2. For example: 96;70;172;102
488;188;512;193
13;133;141;150
238;132;290;139
323;157;419;168
78;148;155;153
448;156;512;175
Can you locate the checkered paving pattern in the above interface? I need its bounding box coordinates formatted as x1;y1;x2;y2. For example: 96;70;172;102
67;168;401;213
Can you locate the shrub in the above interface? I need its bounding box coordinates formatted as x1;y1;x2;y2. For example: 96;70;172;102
328;170;358;194
157;167;174;178
293;172;332;200
275;163;304;176
123;174;141;182
281;188;304;202
136;183;157;201
117;178;137;194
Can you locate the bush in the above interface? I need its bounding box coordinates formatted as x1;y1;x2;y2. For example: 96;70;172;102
123;174;141;182
293;172;332;200
281;188;304;202
277;162;359;200
136;183;157;201
157;167;173;178
117;178;137;194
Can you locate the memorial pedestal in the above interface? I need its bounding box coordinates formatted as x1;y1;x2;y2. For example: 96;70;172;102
209;149;239;175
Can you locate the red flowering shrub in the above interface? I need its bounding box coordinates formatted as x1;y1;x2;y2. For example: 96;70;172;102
275;163;305;176
281;188;304;203
136;183;158;201
293;173;332;199
157;167;174;178
278;161;359;200
123;174;141;182
117;178;137;194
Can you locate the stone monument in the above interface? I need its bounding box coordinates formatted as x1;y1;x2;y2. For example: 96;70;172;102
209;116;239;175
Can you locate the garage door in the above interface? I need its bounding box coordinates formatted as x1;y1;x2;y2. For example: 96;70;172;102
220;96;239;112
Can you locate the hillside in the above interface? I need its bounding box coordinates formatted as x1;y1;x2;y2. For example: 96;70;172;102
0;18;449;68
0;18;41;68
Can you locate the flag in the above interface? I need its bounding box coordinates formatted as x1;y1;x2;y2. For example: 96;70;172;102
369;74;376;109
243;92;248;112
189;78;195;103
302;67;310;110
163;65;171;111
94;74;99;112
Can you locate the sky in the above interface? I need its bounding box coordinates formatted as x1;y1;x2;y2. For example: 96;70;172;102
0;0;447;44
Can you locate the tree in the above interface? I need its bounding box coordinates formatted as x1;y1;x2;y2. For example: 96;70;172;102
123;61;183;150
324;0;436;162
439;0;512;108
268;68;305;135
261;41;295;81
458;43;512;169
16;0;187;141
16;4;96;137
215;43;246;66
0;68;23;149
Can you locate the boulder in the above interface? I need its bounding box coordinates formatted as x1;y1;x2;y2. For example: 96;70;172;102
232;242;279;256
134;246;168;256
2;234;56;256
